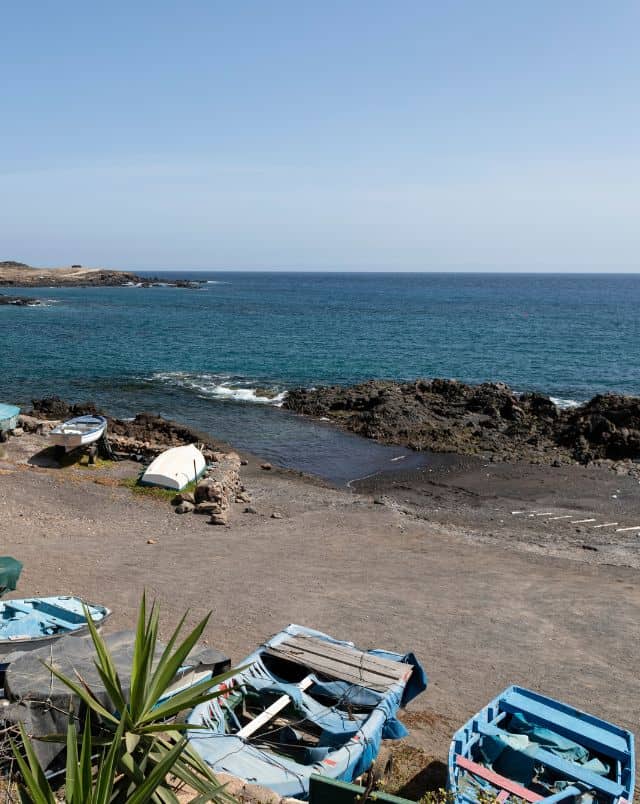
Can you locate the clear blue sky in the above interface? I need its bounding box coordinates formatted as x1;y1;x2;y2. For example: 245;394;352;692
1;1;638;271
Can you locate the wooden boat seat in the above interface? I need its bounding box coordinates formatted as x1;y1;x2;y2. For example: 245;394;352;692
476;722;625;799
455;755;543;802
500;689;630;761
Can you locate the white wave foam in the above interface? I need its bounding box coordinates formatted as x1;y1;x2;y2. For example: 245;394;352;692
550;396;583;409
150;372;286;405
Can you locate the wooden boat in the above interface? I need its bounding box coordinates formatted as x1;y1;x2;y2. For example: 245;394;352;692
0;596;111;664
0;403;20;442
187;624;427;800
140;444;206;490
49;414;107;451
448;686;635;804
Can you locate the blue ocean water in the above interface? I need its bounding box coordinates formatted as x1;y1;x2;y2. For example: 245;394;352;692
2;272;639;482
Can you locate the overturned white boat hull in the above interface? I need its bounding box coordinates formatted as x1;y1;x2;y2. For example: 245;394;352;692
141;444;206;490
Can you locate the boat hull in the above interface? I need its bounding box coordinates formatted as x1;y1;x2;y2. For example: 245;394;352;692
49;415;107;451
448;685;635;804
140;444;206;490
0;404;20;434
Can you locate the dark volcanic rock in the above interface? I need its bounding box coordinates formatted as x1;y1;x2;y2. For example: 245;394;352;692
284;380;640;467
558;394;640;461
0;294;43;306
30;397;103;420
107;412;213;449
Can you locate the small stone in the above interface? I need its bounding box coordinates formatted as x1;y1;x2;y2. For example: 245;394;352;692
195;501;222;515
552;459;561;467
175;501;195;514
243;506;258;514
260;462;272;471
582;544;598;551
172;491;195;505
373;497;385;505
12;427;24;437
240;459;248;466
235;492;251;503
271;511;283;519
146;538;157;544
209;513;228;526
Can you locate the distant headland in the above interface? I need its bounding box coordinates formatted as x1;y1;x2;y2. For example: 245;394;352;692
0;261;202;288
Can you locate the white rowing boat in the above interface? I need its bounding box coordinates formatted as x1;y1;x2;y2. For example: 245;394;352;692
49;415;108;451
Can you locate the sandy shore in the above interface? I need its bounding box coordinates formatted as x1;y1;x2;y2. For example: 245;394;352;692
0;429;638;795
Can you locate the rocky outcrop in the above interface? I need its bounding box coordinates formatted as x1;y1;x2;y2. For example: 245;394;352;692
284;380;640;468
0;293;43;306
557;394;640;462
0;261;205;288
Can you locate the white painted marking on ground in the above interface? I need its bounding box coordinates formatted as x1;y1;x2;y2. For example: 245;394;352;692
570;518;596;524
548;515;573;520
534;512;555;516
615;526;640;533
511;511;528;515
592;522;618;528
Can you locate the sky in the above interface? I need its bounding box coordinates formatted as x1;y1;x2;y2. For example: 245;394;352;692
1;1;639;272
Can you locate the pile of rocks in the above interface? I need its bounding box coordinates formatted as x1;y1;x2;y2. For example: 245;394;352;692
172;451;248;525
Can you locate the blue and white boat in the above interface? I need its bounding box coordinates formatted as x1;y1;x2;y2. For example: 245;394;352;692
0;403;20;441
448;686;635;804
49;414;107;451
188;624;426;800
0;596;111;664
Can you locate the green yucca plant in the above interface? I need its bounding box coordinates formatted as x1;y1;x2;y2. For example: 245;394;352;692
11;593;238;803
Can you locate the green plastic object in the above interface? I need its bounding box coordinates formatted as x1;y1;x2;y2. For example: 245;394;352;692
0;557;23;596
308;775;414;804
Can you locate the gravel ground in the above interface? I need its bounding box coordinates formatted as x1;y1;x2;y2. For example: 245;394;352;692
0;431;637;796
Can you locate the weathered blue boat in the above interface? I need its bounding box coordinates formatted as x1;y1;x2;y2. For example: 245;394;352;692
0;403;20;441
188;624;426;800
448;686;635;804
0;596;111;665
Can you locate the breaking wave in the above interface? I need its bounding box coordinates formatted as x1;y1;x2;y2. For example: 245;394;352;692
550;396;583;409
149;372;287;405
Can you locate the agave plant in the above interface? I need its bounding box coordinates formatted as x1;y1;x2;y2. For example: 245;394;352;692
12;594;238;803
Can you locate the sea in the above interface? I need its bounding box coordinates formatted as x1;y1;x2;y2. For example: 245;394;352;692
2;272;639;484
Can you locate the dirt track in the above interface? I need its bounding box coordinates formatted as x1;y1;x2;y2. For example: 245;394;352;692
0;432;638;794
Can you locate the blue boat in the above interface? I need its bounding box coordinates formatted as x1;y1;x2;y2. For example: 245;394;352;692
188;624;426;800
0;596;111;664
0;403;20;441
448;686;634;804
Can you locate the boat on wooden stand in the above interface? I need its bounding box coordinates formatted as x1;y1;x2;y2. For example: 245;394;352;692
49;414;108;454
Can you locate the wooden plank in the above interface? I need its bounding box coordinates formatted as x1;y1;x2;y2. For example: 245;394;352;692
267;636;408;689
455;756;543;803
237;675;313;739
282;634;408;678
266;646;400;691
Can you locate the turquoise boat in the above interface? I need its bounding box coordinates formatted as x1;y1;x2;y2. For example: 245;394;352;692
0;403;20;441
0;596;111;665
448;686;635;804
187;623;426;800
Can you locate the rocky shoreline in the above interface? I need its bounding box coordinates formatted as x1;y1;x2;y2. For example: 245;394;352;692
0;293;43;306
284;379;640;475
0;261;204;289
